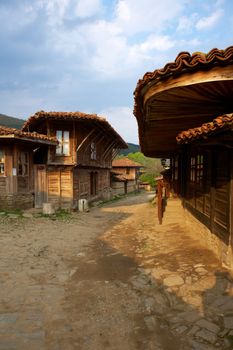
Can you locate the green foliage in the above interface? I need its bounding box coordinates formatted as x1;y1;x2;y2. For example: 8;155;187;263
0;114;24;129
124;152;163;187
139;173;156;187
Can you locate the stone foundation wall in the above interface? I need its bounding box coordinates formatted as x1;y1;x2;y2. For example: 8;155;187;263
184;208;233;269
0;193;34;210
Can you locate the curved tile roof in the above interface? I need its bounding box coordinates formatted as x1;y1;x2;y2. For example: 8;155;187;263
134;46;233;119
176;114;233;144
22;110;127;148
0;125;57;144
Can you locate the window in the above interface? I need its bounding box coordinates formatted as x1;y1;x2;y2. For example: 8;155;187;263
196;154;204;186
0;150;4;175
18;152;28;176
190;153;204;186
190;156;196;183
126;168;130;175
90;142;97;160
56;130;69;156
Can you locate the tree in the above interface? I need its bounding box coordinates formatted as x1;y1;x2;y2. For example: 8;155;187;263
127;152;163;187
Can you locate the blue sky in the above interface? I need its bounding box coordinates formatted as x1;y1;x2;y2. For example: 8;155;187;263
1;0;233;143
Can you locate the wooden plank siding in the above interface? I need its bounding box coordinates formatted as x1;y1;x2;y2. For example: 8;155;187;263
174;148;231;244
47;167;73;209
212;150;230;241
34;165;47;208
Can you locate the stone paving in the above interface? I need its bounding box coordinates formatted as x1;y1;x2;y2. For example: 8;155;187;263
99;196;233;349
0;193;233;349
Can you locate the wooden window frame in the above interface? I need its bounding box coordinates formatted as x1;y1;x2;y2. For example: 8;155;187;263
90;142;97;160
189;153;204;189
18;151;29;176
56;130;70;156
0;149;5;176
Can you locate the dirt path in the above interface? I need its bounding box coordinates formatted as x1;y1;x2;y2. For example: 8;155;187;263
0;193;233;349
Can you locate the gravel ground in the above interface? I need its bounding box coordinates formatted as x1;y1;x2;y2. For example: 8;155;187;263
0;192;233;350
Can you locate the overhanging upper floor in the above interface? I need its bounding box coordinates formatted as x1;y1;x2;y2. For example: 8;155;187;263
134;46;233;157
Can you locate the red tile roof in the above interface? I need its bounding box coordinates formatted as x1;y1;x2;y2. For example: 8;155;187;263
134;46;233;119
22;111;127;148
176;114;233;144
0;125;57;145
112;158;142;168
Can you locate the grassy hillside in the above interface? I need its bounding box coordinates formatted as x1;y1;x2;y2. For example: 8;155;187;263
0;114;24;129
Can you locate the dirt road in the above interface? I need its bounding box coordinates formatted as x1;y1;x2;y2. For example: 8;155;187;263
0;192;233;349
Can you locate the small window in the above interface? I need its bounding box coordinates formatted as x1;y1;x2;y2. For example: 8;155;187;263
126;168;130;175
196;154;204;186
90;142;97;160
190;156;196;183
56;130;69;156
0;150;5;175
190;154;204;187
18;152;28;176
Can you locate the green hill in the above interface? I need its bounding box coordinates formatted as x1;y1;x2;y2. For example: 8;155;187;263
120;143;140;155
0;113;24;129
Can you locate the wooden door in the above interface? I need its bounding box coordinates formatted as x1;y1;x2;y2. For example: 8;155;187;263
34;165;47;208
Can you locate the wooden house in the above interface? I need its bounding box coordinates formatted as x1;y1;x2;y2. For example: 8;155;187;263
111;158;142;195
20;111;127;209
0;126;57;209
134;46;233;267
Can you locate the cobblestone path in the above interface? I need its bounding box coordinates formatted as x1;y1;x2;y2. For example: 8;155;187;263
0;193;233;349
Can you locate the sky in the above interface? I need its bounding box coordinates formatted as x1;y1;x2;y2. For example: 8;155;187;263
1;0;233;143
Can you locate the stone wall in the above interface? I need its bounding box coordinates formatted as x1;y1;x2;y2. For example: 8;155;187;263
184;208;233;269
0;193;34;210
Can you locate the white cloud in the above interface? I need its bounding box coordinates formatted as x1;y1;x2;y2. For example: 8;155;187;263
2;0;185;80
114;0;185;35
134;35;175;53
75;0;103;18
177;14;199;32
42;0;69;26
196;8;224;30
99;106;138;143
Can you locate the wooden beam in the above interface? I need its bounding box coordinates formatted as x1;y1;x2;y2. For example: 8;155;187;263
76;129;95;153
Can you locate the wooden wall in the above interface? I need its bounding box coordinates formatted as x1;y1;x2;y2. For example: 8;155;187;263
47;166;73;209
46;120;113;169
0;142;34;195
172;147;231;245
73;168;111;204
